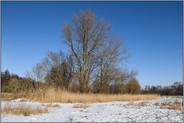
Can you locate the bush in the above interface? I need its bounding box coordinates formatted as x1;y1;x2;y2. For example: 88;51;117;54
23;111;30;116
127;78;141;94
110;84;128;94
2;85;13;93
91;80;110;94
9;78;35;94
69;82;80;93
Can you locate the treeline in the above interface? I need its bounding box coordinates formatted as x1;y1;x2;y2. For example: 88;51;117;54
1;68;140;94
1;70;38;93
2;69;182;96
141;82;183;95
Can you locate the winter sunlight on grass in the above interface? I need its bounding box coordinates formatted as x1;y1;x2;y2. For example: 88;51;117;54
2;88;160;103
1;103;48;116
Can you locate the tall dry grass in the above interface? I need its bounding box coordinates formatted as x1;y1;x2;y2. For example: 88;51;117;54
2;87;160;103
1;93;14;101
1;103;48;116
21;87;160;103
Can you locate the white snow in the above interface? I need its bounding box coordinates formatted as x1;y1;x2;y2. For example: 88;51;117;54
1;96;183;122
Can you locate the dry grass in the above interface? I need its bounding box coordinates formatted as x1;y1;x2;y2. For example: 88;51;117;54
46;103;61;108
1;103;48;116
73;104;90;109
127;102;134;106
2;87;160;103
170;103;183;110
160;102;183;110
136;102;148;107
1;93;14;101
127;101;147;107
19;99;28;102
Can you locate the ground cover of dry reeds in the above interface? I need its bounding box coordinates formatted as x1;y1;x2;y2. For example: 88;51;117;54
1;87;160;103
1;103;48;116
159;102;183;110
73;104;90;109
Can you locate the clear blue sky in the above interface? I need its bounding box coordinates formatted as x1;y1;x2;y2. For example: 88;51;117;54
2;1;182;88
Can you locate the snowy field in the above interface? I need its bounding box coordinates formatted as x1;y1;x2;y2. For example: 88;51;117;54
1;96;183;122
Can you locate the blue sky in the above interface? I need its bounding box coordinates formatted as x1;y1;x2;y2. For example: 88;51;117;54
2;1;182;88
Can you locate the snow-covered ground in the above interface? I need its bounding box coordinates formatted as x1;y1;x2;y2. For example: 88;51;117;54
1;96;183;122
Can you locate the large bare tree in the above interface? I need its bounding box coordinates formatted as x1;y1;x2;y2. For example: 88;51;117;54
63;10;128;93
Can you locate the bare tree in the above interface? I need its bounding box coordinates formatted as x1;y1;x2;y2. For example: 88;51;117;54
42;51;73;90
93;36;129;93
62;10;128;93
32;63;45;83
45;61;72;90
25;62;45;90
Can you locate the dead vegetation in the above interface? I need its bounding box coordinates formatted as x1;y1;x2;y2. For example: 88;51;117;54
136;102;148;107
1;88;160;103
19;99;28;102
127;102;134;106
46;103;61;108
1;103;48;116
1;93;14;101
160;102;183;110
73;104;90;109
127;101;148;107
16;87;159;103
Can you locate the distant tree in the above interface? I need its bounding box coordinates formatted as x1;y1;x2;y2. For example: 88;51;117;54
32;63;45;83
92;68;135;94
1;70;11;87
11;74;20;79
9;78;35;94
110;83;128;94
25;63;44;90
45;61;72;90
177;84;183;95
127;78;141;94
142;82;183;96
43;51;73;90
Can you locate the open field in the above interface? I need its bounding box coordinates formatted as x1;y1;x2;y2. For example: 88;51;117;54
1;96;183;122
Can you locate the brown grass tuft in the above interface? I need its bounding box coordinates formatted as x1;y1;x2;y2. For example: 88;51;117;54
170;103;182;110
127;102;134;106
137;102;147;107
160;102;182;110
46;103;61;108
2;103;48;116
127;101;148;107
19;99;28;102
73;104;90;109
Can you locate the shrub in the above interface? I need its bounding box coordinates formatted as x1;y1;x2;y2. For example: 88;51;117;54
69;82;80;93
9;78;35;94
2;85;13;93
23;111;30;116
127;78;141;94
